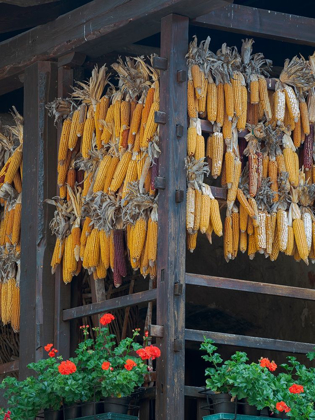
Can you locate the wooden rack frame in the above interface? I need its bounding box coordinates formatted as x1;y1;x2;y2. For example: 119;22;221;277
0;1;315;418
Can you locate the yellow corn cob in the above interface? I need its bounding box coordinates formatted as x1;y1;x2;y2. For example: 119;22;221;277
82;172;92;197
206;135;212;158
294;151;299;187
225;151;235;188
122;159;138;200
224;82;234;121
248;198;259;227
99;230;110;270
5;208;15;244
283;148;296;186
262;154;269;178
110;151;132;192
224;215;233;261
71;226;81;262
113;99;121;140
195;135;205;161
188;80;198;118
231;72;243;118
93;155;112;193
12;202;21;246
223;112;232;140
132;217;147;261
240;231;247;253
141;102;159;149
198;79;208;115
270;232;280;261
136;152;146;180
239;204;248;233
109;230;114;271
285;225;295;256
248;229;257;260
187;232;198;253
13;171;22;194
88;228;100;268
58;118;72;163
65;233;77;276
300;101;310;135
232;207;240;259
191;64;203;98
99;96;110;129
237;189;255;219
68;109;80;150
4;148;23;184
258;76;272;120
193;189;202;232
187;125;197;157
237;85;247;131
265;213;272;256
77;104;87;138
293;116;301;148
186;186;195;234
216;83;225;127
148;217;158;267
210;199;223;237
227;160;242;207
211;132;224;179
250;76;259;104
276;153;286;174
284;85;300;122
81;217;93;247
11;282;20;332
207;82;217;123
247;216;254;236
103;156;120;193
81;115;95;158
200;193;211;234
293;219;309;264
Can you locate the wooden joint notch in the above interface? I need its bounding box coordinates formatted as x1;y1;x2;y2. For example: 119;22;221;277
154;111;166;124
176;124;184;138
177;69;187;83
152;56;168;71
175;190;184;203
174;339;183;352
154;176;166;190
149;324;164;338
174;282;183;295
58;52;86;68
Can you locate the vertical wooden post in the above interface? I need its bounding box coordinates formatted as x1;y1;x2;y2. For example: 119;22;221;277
20;62;58;379
53;65;73;359
156;14;188;420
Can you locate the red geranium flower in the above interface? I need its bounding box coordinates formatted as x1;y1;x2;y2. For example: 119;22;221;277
100;313;115;326
136;348;150;360
48;351;55;358
145;345;161;360
58;360;77;375
124;359;137;371
289;384;304;394
44;343;53;352
268;361;277;372
276;401;291;413
102;361;111;371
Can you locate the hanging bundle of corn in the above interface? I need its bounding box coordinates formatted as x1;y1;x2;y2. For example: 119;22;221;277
0;107;23;332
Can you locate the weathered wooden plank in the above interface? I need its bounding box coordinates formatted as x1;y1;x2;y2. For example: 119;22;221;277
63;288;157;321
186;329;315;353
185;273;315;301
0;0;231;83
20;62;58;379
192;4;315;46
0;360;19;375
185;386;207;399
155;14;188;420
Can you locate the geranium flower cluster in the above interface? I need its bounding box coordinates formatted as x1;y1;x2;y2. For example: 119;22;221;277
44;343;58;358
58;360;77;375
3;411;11;420
260;357;277;372
136;345;161;360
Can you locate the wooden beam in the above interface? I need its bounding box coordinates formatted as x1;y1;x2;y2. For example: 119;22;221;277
0;0;231;83
0;360;19;375
192;4;315;46
185;329;315;354
185;273;315;301
155;14;188;420
20;62;58;379
63;288;157;321
0;0;60;6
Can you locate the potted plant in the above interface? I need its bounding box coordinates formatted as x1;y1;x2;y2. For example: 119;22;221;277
1;313;161;420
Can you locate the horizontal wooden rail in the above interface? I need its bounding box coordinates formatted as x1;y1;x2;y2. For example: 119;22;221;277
185;329;315;353
0;360;19;375
192;4;315;46
185;273;315;301
63;288;157;321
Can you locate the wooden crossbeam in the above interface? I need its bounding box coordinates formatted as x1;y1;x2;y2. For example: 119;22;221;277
192;4;315;46
185;329;315;353
0;360;19;375
185;273;315;301
63;288;157;321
